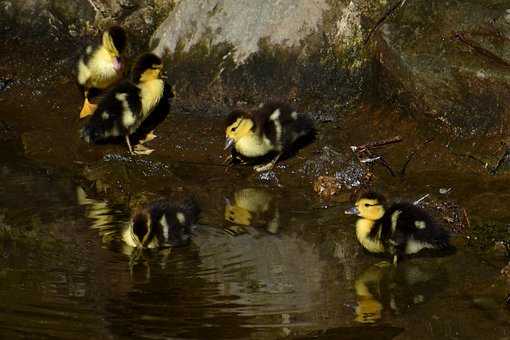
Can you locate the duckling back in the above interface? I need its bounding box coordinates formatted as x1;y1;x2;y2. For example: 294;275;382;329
80;81;142;143
385;203;450;253
253;102;314;152
148;198;201;247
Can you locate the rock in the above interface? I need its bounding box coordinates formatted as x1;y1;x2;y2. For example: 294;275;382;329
151;0;383;113
418;198;468;234
303;146;371;199
502;263;510;282
152;0;331;63
375;0;510;136
0;0;175;40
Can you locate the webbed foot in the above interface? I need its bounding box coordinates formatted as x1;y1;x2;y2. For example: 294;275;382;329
133;144;154;155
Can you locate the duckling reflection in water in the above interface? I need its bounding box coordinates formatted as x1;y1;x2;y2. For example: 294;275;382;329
354;261;448;323
345;192;451;264
124;198;201;249
224;188;280;236
77;187;200;276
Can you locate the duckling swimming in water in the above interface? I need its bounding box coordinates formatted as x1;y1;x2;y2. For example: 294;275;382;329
80;52;173;155
224;102;314;172
77;26;127;119
123;198;201;249
345;192;450;264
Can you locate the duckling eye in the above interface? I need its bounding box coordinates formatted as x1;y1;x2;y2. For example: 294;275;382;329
231;127;237;132
364;203;371;207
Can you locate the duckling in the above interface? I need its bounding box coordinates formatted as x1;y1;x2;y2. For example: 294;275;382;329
224;102;314;172
80;53;173;155
345;192;450;264
224;188;280;235
77;26;127;119
123;198;201;249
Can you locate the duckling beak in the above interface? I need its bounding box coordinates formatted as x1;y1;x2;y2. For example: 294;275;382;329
224;137;234;150
345;206;360;215
79;98;97;119
113;57;122;71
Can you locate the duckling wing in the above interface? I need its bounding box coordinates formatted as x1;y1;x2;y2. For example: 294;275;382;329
81;81;142;143
77;45;97;87
253;102;314;151
388;203;449;249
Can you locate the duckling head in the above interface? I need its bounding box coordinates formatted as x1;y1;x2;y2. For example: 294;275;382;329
102;26;126;58
346;192;386;221
224;110;254;150
132;53;164;83
131;210;154;248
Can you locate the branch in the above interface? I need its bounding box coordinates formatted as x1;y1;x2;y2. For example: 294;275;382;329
364;0;408;45
400;137;434;177
351;136;403;153
455;32;510;68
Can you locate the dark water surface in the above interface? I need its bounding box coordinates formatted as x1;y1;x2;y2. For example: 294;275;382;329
1;151;509;340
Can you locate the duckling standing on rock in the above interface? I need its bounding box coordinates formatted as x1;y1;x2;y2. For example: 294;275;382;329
224;102;314;172
80;53;173;155
77;26;127;118
123;198;201;249
345;192;451;264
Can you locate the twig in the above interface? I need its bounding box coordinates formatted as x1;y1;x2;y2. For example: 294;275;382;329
400;137;434;177
451;151;489;169
364;0;408;45
413;194;430;205
462;208;471;230
455;32;510;68
351;136;403;153
376;156;396;177
490;149;510;175
360;156;382;163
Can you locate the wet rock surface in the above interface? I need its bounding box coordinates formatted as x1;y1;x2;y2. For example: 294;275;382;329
375;0;510;136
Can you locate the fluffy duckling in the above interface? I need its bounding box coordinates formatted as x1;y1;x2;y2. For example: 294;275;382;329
123;198;201;249
345;192;450;264
77;26;127;118
224;188;280;235
224;102;314;172
80;53;173;155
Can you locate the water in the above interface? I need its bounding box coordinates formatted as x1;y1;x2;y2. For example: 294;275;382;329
1;154;509;339
1;37;509;339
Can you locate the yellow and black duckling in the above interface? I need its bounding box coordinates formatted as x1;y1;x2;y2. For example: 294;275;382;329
224;102;314;172
80;52;173;155
345;192;451;264
77;26;127;118
224;188;280;235
123;198;201;249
